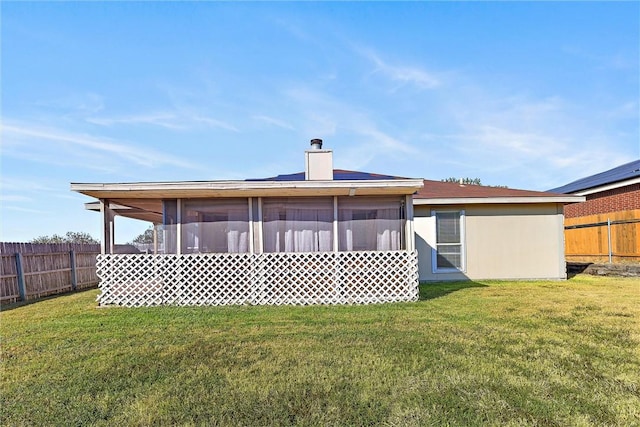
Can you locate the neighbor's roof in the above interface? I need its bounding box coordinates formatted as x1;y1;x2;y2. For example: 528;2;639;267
548;159;640;194
413;179;583;205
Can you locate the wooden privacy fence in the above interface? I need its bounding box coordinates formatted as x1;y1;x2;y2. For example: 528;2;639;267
0;243;100;305
564;210;640;264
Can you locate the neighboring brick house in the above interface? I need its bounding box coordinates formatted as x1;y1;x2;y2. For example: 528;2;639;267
549;160;640;263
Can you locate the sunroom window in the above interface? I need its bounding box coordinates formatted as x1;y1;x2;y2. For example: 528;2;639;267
338;197;404;251
433;210;465;271
182;199;250;253
263;197;333;252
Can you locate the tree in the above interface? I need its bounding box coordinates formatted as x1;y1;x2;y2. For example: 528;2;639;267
131;226;155;244
442;177;483;185
30;231;99;244
441;177;508;188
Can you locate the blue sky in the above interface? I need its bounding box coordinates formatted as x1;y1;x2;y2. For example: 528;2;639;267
1;2;638;243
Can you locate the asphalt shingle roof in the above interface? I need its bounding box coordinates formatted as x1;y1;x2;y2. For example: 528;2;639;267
548;160;640;194
249;169;567;199
414;179;565;199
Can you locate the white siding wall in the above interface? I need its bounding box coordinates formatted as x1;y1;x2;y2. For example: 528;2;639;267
415;203;566;281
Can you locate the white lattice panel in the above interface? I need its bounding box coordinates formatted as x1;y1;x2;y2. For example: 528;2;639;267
96;251;419;307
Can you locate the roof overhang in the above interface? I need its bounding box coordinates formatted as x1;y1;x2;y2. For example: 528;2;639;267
84;201;163;223
71;179;424;199
413;195;585;205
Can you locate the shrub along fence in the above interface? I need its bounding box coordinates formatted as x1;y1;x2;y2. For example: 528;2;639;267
0;242;100;305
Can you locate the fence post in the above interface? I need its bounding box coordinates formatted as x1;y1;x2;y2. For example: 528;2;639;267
607;218;612;264
70;250;78;291
15;253;27;301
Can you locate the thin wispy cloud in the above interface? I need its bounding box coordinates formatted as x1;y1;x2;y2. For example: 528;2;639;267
1;121;199;170
359;48;441;90
284;85;418;171
420;88;636;189
252;115;295;130
33;92;105;115
86;112;184;129
562;45;638;71
3;206;49;214
0;195;33;202
86;111;238;132
0;177;59;193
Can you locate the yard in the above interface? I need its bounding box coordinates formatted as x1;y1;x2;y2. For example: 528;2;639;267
1;275;639;426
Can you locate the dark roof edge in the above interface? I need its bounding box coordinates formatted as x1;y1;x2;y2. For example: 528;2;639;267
548;159;640;194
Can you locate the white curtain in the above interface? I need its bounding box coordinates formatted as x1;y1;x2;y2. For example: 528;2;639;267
284;207;333;252
375;209;401;251
338;198;402;251
339;209;354;251
263;204;282;253
182;199;249;253
263;198;333;252
227;208;249;253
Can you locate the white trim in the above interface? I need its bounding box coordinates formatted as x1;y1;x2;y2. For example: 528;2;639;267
248;197;254;254
257;197;264;254
71;179;424;198
414;196;584;205
573;177;640;196
176;199;182;255
333;196;339;252
431;209;466;274
100;200;107;255
109;219;115;255
405;195;414;251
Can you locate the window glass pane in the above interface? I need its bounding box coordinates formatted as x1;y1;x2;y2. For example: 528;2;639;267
263;197;333;253
338;197;403;251
182;199;249;253
436;212;460;244
436;244;461;268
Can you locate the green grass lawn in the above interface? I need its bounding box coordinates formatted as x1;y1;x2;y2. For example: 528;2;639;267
2;275;639;426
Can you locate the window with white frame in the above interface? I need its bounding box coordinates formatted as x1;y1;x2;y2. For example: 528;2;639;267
432;210;465;271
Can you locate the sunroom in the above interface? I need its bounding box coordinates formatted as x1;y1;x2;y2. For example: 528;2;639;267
72;140;424;306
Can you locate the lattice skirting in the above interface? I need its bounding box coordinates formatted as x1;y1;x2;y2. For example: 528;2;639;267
96;251;419;307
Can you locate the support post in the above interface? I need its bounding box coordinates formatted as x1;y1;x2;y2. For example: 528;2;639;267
70;250;78;291
15;253;26;301
176;199;182;255
257;197;264;254
333;196;339;252
405;195;415;251
100;199;116;255
153;225;158;254
248;197;255;254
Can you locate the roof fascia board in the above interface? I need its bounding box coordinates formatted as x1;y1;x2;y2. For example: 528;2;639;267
413;196;585;205
573;177;640;196
71;179;424;198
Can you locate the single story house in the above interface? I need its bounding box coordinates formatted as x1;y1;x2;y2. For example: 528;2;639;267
72;140;582;306
549;160;640;264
